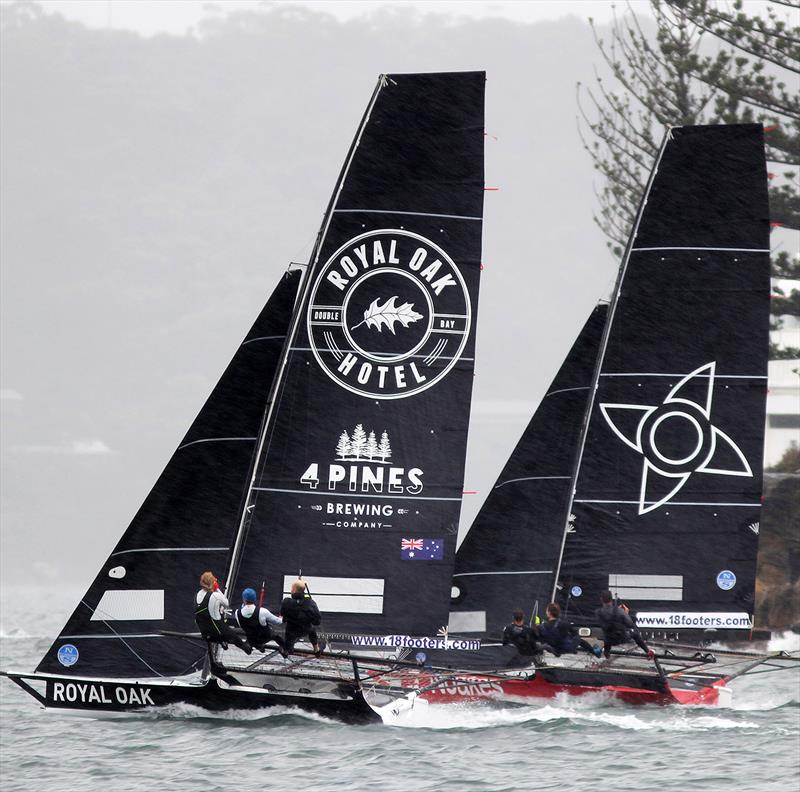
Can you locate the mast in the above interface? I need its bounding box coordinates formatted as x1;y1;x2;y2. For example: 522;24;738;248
549;131;671;601
223;77;386;594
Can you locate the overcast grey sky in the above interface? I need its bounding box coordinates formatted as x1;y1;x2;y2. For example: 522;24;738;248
0;0;665;594
33;0;644;34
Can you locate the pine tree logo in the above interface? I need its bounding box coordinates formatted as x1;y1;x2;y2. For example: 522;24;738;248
335;424;392;463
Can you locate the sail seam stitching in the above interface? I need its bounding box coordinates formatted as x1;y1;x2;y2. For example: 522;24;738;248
632;246;770;252
177;437;257;450
495;476;570;489
252;486;462;501
334;209;482;221
240;335;286;346
111;547;229;556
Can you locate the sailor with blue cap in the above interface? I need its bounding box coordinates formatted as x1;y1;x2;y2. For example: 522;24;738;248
235;586;286;656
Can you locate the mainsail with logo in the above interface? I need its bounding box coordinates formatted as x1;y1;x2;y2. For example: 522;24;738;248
229;72;485;637
37;270;302;677
449;305;606;638
555;125;770;630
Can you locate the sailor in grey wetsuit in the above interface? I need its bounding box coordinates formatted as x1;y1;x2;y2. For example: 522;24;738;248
194;571;252;654
595;589;654;659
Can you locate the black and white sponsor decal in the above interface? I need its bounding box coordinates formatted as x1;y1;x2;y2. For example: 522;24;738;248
307;229;471;399
599;362;752;515
300;423;423;530
49;680;155;707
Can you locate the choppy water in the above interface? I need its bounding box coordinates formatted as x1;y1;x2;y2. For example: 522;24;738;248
1;601;798;792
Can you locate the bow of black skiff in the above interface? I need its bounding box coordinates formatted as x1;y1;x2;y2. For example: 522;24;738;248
1;661;382;725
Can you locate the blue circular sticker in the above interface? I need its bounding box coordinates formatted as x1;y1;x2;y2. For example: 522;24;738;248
57;644;79;667
716;570;736;591
571;586;583;597
415;652;427;664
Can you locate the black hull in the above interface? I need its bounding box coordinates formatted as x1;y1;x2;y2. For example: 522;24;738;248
3;672;381;726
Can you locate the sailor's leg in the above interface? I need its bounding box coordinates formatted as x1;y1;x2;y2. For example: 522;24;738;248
220;624;252;654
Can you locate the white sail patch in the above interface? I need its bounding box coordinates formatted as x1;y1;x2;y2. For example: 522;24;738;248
90;590;165;621
283;576;384;614
447;611;486;633
609;574;683;601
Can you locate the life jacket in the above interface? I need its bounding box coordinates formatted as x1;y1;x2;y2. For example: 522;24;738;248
597;604;629;643
504;622;537;654
195;590;220;637
538;618;578;654
237;605;271;643
281;595;321;630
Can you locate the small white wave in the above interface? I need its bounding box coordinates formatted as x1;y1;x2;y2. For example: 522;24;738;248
384;698;763;733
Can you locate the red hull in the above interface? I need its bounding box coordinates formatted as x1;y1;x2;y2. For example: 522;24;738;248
393;672;728;706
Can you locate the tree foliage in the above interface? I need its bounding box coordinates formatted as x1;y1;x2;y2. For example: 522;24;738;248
580;0;799;359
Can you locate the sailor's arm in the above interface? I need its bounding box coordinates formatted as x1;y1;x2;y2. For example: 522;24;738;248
259;607;283;627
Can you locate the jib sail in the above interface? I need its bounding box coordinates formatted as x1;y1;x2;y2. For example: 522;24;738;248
228;72;486;638
449;306;607;638
555;125;770;632
37;270;301;677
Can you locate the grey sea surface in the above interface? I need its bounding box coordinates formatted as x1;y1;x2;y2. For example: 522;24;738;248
1;598;798;792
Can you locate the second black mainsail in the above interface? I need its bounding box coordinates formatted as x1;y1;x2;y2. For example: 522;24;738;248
229;72;486;639
556;125;770;631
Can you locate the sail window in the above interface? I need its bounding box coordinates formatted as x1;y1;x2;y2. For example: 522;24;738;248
108;566;126;579
608;574;683;601
89;590;165;621
283;576;384;614
447;611;486;633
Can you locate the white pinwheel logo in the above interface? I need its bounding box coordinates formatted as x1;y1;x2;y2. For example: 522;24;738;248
599;362;752;515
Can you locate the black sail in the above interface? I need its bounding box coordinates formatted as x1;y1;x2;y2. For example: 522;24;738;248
37;270;301;677
556;125;770;633
449;306;607;638
230;72;485;638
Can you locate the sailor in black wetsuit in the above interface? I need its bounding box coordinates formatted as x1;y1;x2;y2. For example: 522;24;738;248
595;589;654;660
235;587;287;656
538;602;602;657
502;609;539;656
194;571;252;654
280;579;322;656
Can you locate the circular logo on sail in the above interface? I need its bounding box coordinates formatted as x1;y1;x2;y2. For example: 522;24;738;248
307;229;471;399
716;570;736;590
57;644;79;667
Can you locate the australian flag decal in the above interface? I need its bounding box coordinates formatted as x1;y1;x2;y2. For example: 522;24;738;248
400;538;444;560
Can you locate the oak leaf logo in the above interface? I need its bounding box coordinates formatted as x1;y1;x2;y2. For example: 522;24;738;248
352;296;423;334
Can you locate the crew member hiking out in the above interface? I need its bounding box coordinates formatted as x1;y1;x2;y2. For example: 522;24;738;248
194;571;252;655
235;587;287;656
502;608;539;659
281;580;322;656
537;602;602;657
595;590;654;660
